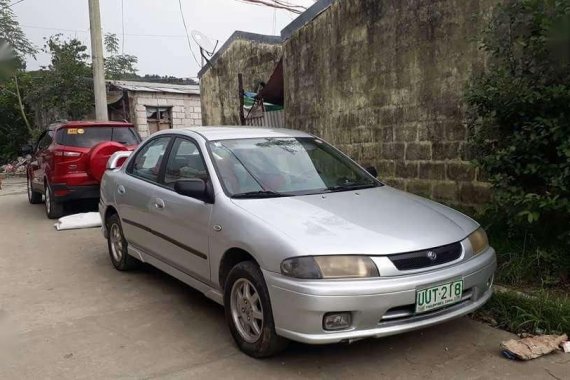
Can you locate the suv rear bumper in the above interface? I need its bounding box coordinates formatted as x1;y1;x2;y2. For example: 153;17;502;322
51;183;100;203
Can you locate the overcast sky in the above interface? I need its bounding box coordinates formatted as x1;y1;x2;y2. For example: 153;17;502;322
13;0;314;79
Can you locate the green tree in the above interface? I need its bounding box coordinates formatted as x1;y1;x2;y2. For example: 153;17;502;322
0;0;35;60
0;0;36;160
27;35;94;122
466;0;570;251
104;33;138;80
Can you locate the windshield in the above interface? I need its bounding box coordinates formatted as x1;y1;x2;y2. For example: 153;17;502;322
209;137;379;197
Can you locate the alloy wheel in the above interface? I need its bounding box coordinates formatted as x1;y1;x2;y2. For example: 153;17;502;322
110;223;124;262
230;278;264;343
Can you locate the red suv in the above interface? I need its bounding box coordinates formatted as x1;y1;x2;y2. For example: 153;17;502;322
25;121;141;219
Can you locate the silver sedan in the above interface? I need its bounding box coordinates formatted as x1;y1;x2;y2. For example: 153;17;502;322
99;127;496;357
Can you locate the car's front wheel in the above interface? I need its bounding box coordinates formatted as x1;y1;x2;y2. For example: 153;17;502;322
224;261;288;358
44;183;64;219
106;214;138;271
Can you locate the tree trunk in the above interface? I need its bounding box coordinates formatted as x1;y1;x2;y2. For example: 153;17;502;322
13;73;33;135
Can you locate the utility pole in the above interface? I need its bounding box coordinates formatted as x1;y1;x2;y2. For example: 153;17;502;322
88;0;108;121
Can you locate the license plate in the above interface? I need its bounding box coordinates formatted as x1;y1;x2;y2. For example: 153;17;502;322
415;280;463;314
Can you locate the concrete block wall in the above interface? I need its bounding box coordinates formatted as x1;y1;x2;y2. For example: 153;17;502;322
199;38;282;126
283;0;495;206
129;92;202;138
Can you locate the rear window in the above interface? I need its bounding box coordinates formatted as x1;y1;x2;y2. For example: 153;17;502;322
56;126;140;148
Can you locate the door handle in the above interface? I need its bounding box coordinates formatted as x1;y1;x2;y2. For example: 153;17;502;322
153;198;165;209
117;185;126;195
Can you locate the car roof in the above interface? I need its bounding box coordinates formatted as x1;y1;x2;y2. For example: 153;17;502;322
49;121;134;130
174;126;314;141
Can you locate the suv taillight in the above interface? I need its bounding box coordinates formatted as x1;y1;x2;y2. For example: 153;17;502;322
54;151;81;158
54;149;85;174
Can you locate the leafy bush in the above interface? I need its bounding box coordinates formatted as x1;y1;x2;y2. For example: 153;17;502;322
466;0;570;279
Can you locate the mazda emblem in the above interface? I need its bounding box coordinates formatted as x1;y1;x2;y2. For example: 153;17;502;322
426;251;437;261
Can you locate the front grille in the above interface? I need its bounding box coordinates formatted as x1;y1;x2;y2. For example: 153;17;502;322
388;242;462;270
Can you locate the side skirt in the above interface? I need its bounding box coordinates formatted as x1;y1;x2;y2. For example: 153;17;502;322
127;244;224;306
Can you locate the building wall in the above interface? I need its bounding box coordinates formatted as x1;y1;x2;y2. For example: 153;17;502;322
128;92;202;138
200;39;282;126
283;0;495;206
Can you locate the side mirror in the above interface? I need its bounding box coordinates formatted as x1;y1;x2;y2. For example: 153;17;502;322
365;166;378;178
20;144;33;156
106;151;132;170
174;179;212;203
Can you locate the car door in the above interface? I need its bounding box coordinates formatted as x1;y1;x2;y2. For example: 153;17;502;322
148;137;212;282
31;131;53;191
117;136;172;254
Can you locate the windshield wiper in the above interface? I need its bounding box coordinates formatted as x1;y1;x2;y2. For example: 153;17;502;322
326;183;377;192
231;190;291;199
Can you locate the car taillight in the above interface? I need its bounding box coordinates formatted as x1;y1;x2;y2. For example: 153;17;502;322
54;151;81;158
54;149;85;174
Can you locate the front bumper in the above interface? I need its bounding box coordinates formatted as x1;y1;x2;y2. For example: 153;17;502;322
263;247;496;344
51;183;100;203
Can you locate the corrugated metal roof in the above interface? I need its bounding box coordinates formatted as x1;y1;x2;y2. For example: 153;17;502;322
107;80;200;95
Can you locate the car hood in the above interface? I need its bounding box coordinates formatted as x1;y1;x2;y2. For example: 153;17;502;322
231;186;479;256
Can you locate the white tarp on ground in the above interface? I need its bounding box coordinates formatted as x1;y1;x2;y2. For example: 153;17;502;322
54;212;102;231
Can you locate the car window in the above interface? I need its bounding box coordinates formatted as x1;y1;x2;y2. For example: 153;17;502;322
129;137;171;183
164;138;208;186
37;131;53;151
58;126;140;148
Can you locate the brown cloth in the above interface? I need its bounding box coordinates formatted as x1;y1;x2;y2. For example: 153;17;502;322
501;334;568;360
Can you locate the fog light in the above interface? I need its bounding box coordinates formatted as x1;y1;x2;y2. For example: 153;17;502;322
487;275;494;289
323;312;352;331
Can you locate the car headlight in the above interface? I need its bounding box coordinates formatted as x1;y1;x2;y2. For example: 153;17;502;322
280;256;379;279
468;227;489;255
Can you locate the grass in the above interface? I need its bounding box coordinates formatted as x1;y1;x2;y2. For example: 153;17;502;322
475;288;570;335
451;205;570;335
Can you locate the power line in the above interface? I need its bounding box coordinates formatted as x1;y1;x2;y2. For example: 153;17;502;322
21;24;189;38
0;0;25;10
177;0;200;67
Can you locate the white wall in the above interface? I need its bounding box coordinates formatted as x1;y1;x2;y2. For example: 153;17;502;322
129;92;202;138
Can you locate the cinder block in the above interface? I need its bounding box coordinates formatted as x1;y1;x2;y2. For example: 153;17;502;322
405;143;431;161
395;162;419;178
419;162;446;180
447;162;476;181
433;182;459;202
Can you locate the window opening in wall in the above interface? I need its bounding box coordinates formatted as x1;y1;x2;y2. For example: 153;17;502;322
146;106;172;135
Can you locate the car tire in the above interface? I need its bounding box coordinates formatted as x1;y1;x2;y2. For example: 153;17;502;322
106;214;138;271
27;176;42;204
44;183;64;219
224;261;288;358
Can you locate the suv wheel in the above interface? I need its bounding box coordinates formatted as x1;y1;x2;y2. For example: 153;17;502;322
27;176;42;204
224;261;288;358
107;214;138;271
44;183;64;219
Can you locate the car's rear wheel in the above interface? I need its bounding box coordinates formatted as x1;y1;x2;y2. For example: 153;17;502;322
224;261;288;358
107;214;138;271
44;184;64;219
27;176;42;204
